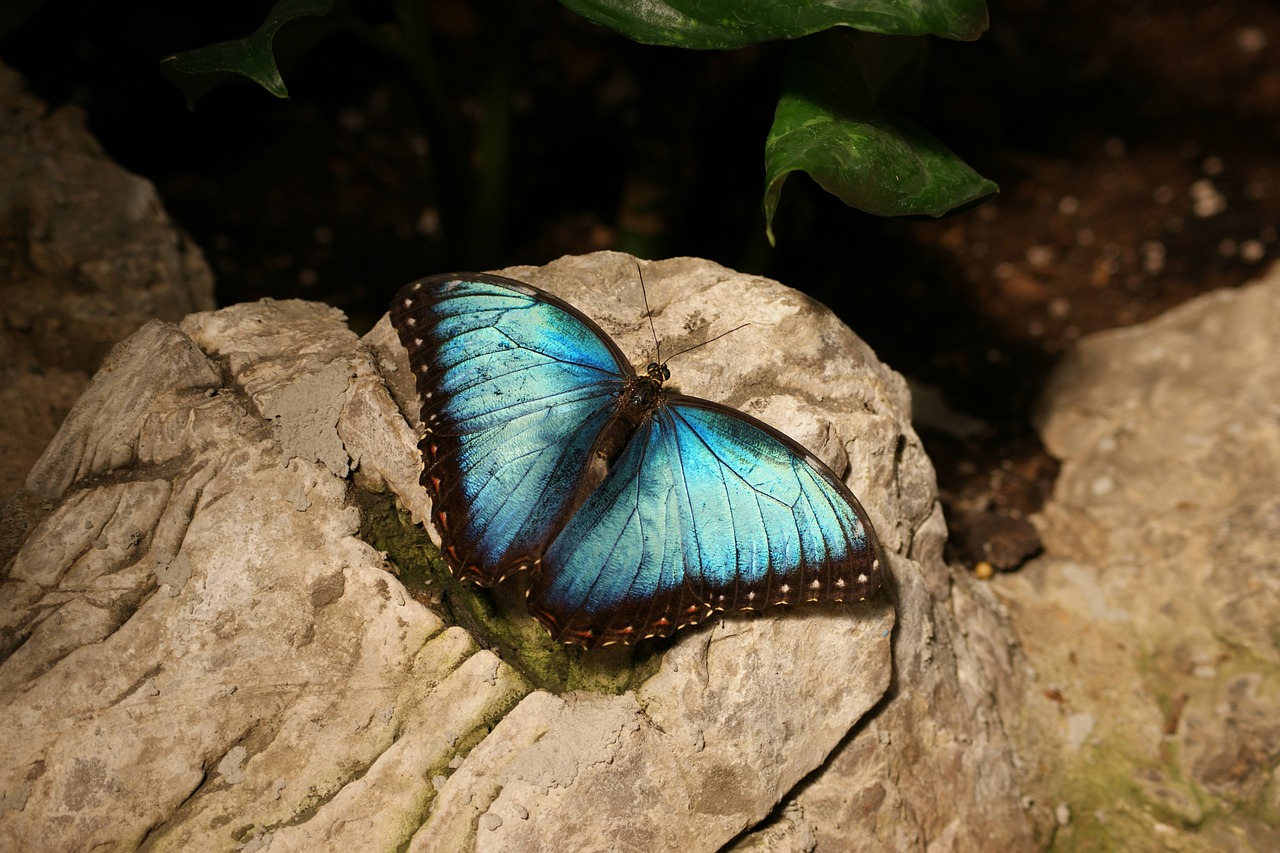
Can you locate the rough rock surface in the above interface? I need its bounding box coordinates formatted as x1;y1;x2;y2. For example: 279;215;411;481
0;251;1035;850
994;262;1280;850
0;60;215;503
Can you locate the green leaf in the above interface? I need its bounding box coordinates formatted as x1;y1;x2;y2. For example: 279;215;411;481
558;0;988;49
763;31;998;244
160;0;335;106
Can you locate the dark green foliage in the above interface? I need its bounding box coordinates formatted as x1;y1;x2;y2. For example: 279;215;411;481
559;0;989;48
159;0;335;105
156;0;997;250
763;30;997;242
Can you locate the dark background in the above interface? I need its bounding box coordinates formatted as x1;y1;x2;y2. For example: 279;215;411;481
4;0;1277;565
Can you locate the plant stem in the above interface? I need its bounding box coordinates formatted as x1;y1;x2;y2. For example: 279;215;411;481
350;0;475;264
469;5;516;265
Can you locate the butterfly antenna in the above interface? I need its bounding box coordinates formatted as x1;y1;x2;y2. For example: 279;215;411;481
636;260;663;365
666;322;753;363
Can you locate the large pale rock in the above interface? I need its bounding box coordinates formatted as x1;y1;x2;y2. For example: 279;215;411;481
1;302;526;852
0;252;1034;850
0;60;215;503
470;255;1038;852
995;263;1280;850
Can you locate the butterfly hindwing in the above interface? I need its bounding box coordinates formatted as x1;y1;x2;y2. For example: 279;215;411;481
529;398;882;647
669;402;880;603
528;413;704;646
391;274;634;584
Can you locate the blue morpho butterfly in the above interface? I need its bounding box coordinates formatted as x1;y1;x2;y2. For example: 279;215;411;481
390;272;883;649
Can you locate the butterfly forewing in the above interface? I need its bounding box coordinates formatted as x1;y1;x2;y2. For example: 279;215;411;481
391;275;634;583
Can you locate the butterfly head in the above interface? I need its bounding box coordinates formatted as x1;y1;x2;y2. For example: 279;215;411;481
644;362;670;384
624;362;670;413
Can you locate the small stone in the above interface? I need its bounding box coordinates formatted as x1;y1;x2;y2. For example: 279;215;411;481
1236;25;1268;54
1026;245;1055;268
1141;241;1166;275
1190;179;1226;217
960;512;1043;571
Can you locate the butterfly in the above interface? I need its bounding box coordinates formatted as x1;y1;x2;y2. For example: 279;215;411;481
390;272;883;649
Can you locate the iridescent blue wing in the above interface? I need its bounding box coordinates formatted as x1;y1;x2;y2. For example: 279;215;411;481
390;273;634;584
529;398;883;647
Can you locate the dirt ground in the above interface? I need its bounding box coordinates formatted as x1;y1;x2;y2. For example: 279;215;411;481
4;0;1276;568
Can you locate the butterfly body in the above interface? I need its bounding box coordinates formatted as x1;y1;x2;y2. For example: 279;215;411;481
391;272;882;648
